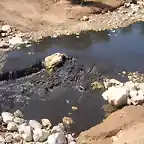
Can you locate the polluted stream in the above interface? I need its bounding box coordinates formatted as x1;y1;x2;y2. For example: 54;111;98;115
0;22;144;133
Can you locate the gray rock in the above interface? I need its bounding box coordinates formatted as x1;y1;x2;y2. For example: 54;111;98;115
51;123;65;133
7;122;18;131
29;120;42;129
41;119;52;129
14;117;24;125
1;112;14;123
47;132;66;144
21;126;32;142
14;110;23;118
0;116;3;123
33;128;50;142
5;133;13;143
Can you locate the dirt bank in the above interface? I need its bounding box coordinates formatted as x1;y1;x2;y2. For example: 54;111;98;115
77;105;144;144
0;0;143;40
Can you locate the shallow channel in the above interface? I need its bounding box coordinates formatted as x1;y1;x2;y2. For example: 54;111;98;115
1;22;144;133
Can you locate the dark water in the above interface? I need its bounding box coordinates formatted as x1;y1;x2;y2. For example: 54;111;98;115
1;22;144;133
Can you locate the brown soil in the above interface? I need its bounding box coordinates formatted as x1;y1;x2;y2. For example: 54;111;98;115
77;105;144;144
0;0;123;34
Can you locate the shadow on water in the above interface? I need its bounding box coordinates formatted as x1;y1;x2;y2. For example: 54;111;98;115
1;22;144;133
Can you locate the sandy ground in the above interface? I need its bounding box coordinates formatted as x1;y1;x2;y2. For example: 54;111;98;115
0;0;138;40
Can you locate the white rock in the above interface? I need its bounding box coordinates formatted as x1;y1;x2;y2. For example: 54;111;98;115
33;128;50;142
18;123;27;134
125;81;137;90
102;86;129;107
5;133;13;143
7;122;18;131
138;90;144;96
9;37;23;45
29;120;42;129
139;83;144;93
21;126;32;142
14;110;23;118
103;79;121;89
13;133;21;141
14;117;24;125
1;25;11;32
33;128;42;142
130;90;138;98
42;119;52;128
47;132;66;144
51;123;65;133
69;142;76;144
44;53;67;69
1;112;14;123
127;97;132;105
39;129;50;142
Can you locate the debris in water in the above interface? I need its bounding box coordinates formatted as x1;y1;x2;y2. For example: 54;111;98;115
91;81;104;89
72;106;78;111
62;117;74;126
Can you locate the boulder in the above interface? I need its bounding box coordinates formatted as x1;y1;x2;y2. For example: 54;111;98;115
7;122;18;131
47;132;66;144
29;120;42;129
44;53;67;69
41;119;52;129
1;112;14;123
102;86;129;107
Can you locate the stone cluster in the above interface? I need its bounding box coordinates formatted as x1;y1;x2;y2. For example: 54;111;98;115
102;79;144;106
0;110;76;144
